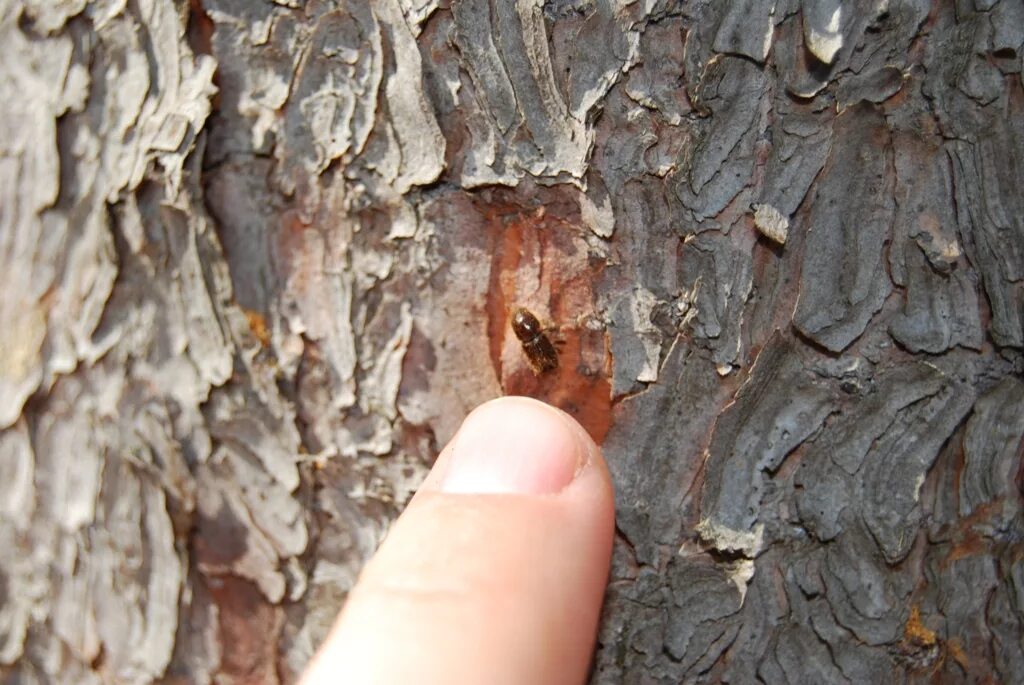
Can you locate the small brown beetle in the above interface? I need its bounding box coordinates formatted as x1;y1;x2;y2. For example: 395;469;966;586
511;307;559;374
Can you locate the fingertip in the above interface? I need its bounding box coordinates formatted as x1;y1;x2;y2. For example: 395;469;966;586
303;397;616;685
425;396;611;500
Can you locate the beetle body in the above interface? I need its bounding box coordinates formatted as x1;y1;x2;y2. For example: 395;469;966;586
511;307;559;374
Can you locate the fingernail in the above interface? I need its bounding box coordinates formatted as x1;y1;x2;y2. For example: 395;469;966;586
441;397;587;495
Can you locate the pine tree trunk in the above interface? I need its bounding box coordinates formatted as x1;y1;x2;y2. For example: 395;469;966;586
2;0;1022;682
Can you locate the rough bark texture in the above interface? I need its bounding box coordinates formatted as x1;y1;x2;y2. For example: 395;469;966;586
2;0;1023;683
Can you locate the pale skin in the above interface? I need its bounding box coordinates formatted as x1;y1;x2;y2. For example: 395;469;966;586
300;396;616;685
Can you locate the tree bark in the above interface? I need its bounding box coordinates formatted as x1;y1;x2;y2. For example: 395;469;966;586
2;0;1023;683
